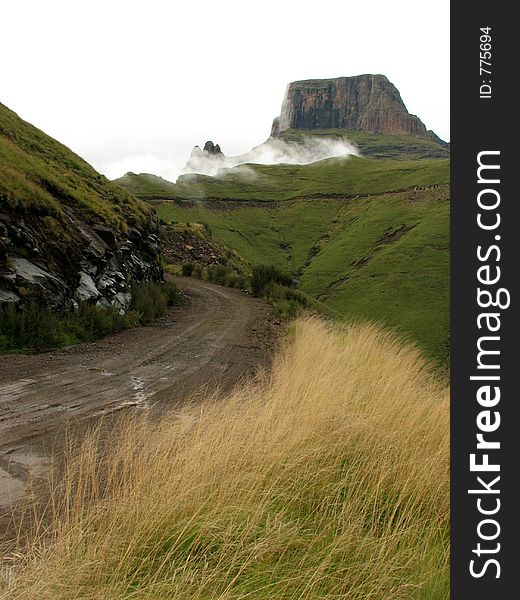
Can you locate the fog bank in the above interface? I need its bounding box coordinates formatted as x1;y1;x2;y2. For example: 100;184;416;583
181;136;360;179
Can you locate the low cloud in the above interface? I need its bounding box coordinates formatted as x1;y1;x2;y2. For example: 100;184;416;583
180;136;360;179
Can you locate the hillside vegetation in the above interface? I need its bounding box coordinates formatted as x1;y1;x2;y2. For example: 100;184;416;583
0;280;180;352
115;156;449;201
2;318;449;600
0;103;152;230
277;129;449;160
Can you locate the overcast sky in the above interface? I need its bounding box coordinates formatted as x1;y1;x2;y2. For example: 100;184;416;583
1;0;449;181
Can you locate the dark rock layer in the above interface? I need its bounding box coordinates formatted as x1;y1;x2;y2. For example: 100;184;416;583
202;141;224;156
0;207;163;312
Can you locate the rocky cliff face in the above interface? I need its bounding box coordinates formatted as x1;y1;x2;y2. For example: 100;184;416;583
0;211;162;311
0;102;163;311
271;75;440;140
202;141;223;156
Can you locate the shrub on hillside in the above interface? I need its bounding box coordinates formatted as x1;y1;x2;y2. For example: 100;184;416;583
206;264;230;286
226;274;247;290
130;282;167;324
0;302;67;351
181;262;205;279
0;301;135;352
249;266;311;317
67;303;137;341
162;280;182;306
182;262;245;290
205;264;245;289
261;281;309;305
262;280;312;317
130;281;182;324
251;265;293;297
272;299;302;318
181;263;195;277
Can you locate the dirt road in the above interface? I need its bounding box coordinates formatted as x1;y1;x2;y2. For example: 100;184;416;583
0;277;280;509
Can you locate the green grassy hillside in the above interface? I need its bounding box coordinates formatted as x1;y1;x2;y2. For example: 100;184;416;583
116;156;449;202
278;129;450;160
0;102;153;230
114;148;450;366
114;172;178;199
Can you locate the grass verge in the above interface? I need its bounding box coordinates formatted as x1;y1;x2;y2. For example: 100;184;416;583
0;281;181;353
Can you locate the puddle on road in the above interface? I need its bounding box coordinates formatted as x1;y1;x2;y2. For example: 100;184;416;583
121;375;150;409
0;464;25;509
0;448;49;509
85;366;114;376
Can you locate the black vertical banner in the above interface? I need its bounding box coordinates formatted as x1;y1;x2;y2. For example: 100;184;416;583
451;3;518;598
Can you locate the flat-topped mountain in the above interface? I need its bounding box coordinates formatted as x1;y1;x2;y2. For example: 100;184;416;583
271;74;444;144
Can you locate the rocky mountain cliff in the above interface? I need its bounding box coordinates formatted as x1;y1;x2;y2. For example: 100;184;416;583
0;102;163;311
271;75;443;143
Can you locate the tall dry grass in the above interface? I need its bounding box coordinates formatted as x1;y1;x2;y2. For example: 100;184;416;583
1;318;449;599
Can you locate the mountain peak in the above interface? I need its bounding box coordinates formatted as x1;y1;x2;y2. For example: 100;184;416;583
202;141;224;156
271;74;443;142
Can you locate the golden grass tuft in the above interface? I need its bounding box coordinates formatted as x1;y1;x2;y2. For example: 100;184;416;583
1;318;449;599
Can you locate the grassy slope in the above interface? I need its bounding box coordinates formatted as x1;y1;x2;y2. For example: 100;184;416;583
4;319;449;600
0;102;152;230
300;188;449;364
278;129;450;160
114;173;178;199
115;156;449;201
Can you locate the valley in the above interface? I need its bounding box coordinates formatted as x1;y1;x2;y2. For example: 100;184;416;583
126;159;450;367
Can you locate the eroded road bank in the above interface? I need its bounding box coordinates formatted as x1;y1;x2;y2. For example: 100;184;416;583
0;277;280;510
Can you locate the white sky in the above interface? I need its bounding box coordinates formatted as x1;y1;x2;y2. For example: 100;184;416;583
1;0;450;181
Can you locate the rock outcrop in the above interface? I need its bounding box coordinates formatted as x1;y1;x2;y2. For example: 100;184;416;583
188;141;225;163
202;141;223;156
0;102;163;311
271;74;442;141
0;210;162;311
183;141;227;176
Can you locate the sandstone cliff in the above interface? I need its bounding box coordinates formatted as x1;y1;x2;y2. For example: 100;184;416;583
271;74;443;142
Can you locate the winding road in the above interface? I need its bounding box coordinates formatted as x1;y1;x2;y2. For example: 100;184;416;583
0;277;280;509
